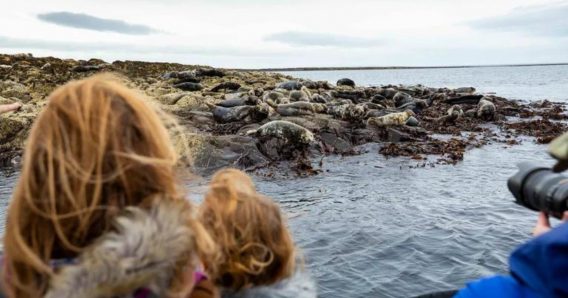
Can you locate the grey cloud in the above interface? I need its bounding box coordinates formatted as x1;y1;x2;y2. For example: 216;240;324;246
468;2;568;36
264;31;383;48
37;12;158;35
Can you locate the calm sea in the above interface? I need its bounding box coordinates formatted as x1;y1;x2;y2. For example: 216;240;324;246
2;65;568;297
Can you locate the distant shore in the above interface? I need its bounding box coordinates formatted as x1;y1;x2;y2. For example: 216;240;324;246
237;63;568;72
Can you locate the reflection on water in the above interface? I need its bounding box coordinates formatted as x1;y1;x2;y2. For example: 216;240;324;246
0;141;556;297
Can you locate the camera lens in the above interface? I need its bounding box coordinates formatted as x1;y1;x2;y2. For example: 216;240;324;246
508;162;568;214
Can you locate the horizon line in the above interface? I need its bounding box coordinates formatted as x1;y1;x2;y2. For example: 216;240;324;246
233;62;568;72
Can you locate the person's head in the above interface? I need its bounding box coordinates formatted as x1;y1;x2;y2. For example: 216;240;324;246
3;75;211;297
199;168;296;291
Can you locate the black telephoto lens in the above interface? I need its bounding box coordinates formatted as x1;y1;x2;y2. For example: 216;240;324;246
508;162;568;216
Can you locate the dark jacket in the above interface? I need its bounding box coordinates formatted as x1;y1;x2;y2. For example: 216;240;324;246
455;222;568;298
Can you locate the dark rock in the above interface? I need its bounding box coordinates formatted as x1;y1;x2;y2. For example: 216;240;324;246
318;131;353;154
406;116;420;127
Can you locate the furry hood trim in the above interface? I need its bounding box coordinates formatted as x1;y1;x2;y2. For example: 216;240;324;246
45;201;196;298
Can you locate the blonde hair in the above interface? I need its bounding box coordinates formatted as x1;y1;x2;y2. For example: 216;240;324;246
2;75;213;297
199;169;296;291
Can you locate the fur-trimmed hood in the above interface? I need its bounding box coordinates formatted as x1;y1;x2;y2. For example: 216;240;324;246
45;201;197;298
221;269;317;298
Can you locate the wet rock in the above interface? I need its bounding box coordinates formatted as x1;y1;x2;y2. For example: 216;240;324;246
318;131;353;154
405;116;420;127
337;78;355;88
174;82;203;91
277;80;303;90
211;82;241;92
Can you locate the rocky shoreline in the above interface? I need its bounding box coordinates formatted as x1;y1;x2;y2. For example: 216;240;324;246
1;53;566;176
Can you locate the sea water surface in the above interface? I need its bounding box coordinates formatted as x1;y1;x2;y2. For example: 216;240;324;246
2;65;568;297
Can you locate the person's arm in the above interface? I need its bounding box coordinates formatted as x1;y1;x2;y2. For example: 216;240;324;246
0;103;21;115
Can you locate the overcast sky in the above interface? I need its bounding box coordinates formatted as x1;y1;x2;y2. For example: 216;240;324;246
0;0;567;68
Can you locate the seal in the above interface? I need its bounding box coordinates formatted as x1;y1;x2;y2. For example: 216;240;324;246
246;120;315;160
367;110;415;128
263;90;289;105
328;104;366;122
371;94;387;103
289;86;311;102
216;95;260;108
207;102;269;124
380;88;398;99
448;104;464;119
361;102;385;110
332;89;365;103
454;87;476;94
310;94;328;104
337;78;355;88
162;70;200;83
393;92;414;108
477;98;496;120
398;99;428;113
270;101;326;116
277;81;303;90
211;82;241;92
174;82;203;91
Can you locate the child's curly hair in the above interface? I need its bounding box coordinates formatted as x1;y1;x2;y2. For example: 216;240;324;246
199;169;296;291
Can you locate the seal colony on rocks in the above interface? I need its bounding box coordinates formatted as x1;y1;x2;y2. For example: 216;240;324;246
1;53;567;174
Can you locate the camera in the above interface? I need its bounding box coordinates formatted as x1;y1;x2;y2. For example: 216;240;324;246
508;162;568;218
